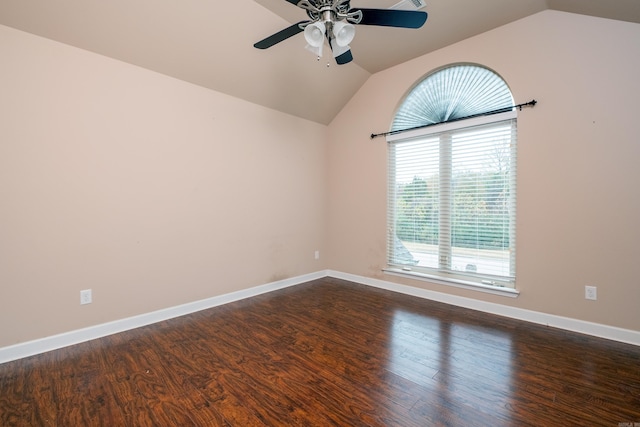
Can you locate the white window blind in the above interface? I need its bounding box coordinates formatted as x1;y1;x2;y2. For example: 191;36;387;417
391;65;514;131
387;112;517;287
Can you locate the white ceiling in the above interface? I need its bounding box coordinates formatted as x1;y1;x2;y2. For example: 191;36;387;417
1;0;639;124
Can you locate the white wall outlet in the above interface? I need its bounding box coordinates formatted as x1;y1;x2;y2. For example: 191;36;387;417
80;289;92;305
585;286;597;301
315;250;320;260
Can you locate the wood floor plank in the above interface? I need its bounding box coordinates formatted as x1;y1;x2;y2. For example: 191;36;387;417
1;277;639;426
0;359;30;426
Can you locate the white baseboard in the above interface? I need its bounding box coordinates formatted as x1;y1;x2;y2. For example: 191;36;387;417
2;269;638;364
328;270;640;347
0;271;328;364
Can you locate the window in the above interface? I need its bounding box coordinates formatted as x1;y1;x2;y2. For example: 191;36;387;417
386;64;517;290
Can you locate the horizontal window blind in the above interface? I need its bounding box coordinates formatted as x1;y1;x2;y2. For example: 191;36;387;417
388;114;516;286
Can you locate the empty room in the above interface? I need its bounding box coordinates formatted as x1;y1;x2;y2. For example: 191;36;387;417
1;0;639;425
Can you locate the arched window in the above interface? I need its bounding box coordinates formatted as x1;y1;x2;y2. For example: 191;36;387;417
386;64;517;293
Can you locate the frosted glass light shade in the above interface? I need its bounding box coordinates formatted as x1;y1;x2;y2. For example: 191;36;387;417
332;21;355;47
304;22;326;47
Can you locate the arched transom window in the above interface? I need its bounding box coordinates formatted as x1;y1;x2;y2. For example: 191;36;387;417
392;64;514;130
386;64;518;293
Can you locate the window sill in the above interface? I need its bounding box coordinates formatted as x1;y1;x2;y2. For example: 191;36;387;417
383;268;520;298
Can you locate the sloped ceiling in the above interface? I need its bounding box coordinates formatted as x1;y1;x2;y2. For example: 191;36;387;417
1;0;639;124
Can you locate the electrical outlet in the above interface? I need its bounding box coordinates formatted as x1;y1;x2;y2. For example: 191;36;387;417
315;250;320;260
80;289;92;305
585;286;597;301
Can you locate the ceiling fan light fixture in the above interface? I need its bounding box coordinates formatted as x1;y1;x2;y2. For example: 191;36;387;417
330;38;353;65
305;42;324;58
332;20;355;47
303;21;326;47
254;1;428;66
330;38;349;57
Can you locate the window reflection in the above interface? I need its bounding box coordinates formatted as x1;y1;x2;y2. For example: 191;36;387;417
386;309;515;423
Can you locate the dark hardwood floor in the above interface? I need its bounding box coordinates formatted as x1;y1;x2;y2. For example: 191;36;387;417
1;277;639;426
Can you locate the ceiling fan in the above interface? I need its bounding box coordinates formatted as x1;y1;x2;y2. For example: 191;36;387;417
254;0;428;65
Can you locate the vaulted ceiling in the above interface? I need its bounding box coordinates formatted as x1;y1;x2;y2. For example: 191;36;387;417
1;0;639;124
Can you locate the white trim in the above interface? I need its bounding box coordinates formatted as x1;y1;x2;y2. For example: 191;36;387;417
383;268;519;298
327;270;640;347
2;268;638;364
386;110;517;142
0;271;328;364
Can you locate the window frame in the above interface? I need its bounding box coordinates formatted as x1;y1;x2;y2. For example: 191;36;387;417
385;111;519;297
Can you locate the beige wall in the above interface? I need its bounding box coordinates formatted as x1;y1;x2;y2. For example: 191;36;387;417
2;9;639;350
327;10;640;332
0;25;328;347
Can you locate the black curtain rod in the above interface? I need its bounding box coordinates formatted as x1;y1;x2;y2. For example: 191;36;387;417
370;99;537;140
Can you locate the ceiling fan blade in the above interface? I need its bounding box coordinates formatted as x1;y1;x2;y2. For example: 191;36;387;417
254;21;308;49
351;8;427;29
335;49;353;65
